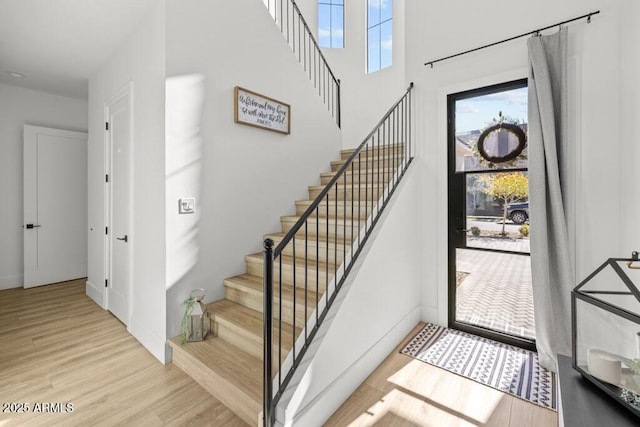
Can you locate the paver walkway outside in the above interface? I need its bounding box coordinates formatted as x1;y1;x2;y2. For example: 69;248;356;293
456;237;535;340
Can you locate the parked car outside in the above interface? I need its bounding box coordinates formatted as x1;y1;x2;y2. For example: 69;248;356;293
507;201;529;224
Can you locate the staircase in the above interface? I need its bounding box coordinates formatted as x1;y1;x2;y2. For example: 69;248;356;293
169;83;414;426
168;148;402;425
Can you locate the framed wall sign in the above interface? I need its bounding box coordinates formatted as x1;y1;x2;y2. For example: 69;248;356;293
234;86;291;135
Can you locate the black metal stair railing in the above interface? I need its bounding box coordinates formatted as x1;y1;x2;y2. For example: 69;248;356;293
262;83;414;426
262;0;341;127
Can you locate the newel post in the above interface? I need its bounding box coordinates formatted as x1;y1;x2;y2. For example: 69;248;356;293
263;238;274;427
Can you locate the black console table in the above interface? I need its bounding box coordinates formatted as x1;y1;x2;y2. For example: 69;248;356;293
557;354;638;427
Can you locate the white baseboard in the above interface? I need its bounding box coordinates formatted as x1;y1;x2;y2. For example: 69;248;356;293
85;280;105;308
129;316;169;364
0;274;23;290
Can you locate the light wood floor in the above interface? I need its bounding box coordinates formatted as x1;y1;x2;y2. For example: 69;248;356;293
0;281;558;426
325;323;558;427
0;279;247;426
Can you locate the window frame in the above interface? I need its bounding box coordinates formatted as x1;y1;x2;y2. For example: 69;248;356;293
367;0;393;73
318;0;344;49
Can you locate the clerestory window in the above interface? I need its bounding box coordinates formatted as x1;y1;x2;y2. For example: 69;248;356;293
318;0;344;48
367;0;392;73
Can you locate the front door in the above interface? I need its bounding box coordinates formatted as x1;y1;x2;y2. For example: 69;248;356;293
105;85;132;325
447;79;535;350
23;125;87;288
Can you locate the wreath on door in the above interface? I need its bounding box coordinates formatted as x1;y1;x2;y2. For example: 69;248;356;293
473;113;527;168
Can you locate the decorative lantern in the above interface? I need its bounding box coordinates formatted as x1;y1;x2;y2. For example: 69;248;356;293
572;251;640;418
181;289;210;342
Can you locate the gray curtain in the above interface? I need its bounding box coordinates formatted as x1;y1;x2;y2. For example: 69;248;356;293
528;27;573;372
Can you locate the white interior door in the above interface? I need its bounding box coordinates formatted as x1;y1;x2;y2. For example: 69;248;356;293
23;126;88;288
106;85;132;325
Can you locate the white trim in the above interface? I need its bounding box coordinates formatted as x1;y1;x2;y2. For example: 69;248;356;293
436;68;529;326
85;280;105;308
104;81;134;326
0;275;23;290
129;316;169;364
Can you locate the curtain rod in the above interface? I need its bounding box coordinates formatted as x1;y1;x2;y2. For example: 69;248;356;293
424;10;600;68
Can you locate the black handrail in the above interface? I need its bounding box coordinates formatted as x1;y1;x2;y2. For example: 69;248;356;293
263;83;414;426
264;0;341;127
273;83;413;257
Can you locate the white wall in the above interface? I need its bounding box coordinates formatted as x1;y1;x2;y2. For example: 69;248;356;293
619;0;640;254
277;167;422;425
87;2;167;362
164;0;343;340
0;83;87;290
297;0;407;148
403;0;635;325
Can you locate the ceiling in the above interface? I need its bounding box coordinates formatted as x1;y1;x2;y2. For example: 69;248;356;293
0;0;157;99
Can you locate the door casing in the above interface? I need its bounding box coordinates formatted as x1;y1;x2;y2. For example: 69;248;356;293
446;78;535;351
104;83;133;325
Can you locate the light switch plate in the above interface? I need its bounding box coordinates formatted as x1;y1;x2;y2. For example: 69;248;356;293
179;198;196;214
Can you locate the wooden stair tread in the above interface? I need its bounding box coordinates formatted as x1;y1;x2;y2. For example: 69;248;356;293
281;214;363;228
224;273;319;305
331;155;403;166
169;335;262;390
246;252;337;271
320;170;397;179
168;335;262;425
223;273;319;331
295;199;375;206
323;169;399;180
210;299;267;332
223;273;264;292
308;183;387;191
209;299;301;351
266;232;349;247
340;143;405;158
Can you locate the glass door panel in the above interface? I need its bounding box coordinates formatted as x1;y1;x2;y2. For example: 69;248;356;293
466;172;530;253
448;79;535;349
456;248;535;340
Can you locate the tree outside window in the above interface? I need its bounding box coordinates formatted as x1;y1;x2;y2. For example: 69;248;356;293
318;0;344;48
367;0;392;73
480;172;529;236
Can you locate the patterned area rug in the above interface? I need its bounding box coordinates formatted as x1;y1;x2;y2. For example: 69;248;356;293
401;323;556;410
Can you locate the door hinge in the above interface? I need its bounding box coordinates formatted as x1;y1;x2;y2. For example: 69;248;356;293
105;226;108;235
105;174;109;183
105;122;109;131
105;279;108;288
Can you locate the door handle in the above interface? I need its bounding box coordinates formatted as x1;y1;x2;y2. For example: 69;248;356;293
24;224;41;229
116;235;128;242
456;228;468;232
